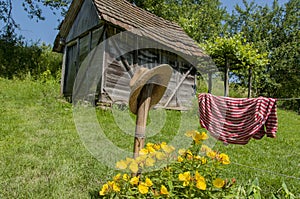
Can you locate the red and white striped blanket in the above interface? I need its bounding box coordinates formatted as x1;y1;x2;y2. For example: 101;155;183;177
198;93;278;145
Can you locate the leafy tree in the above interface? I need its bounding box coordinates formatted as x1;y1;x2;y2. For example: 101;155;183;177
226;0;300;100
128;0;226;43
201;34;269;97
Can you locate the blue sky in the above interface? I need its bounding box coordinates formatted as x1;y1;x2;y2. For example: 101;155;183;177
10;0;290;45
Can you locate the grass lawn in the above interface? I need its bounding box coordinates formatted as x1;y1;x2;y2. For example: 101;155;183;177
0;78;299;198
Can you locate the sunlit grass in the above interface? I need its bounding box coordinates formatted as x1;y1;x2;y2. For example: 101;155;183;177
0;78;299;198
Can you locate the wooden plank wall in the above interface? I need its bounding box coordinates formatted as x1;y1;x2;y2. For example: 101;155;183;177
66;0;99;43
101;25;196;109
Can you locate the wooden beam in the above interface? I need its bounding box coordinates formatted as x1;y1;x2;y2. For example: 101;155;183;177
224;58;229;97
163;67;193;108
248;67;252;98
208;72;212;94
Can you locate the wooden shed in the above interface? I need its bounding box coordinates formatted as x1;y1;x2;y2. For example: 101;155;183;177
53;0;207;110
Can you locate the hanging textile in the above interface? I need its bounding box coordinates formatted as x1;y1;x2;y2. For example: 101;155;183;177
198;93;278;145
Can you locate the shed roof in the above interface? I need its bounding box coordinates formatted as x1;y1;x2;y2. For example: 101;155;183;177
53;0;205;57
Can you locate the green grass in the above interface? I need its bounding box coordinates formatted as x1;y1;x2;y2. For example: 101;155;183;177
0;78;299;198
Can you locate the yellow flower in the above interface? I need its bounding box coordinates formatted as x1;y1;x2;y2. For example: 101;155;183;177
130;176;139;185
139;148;149;156
113;173;121;181
185;130;197;137
201;157;207;164
194;155;200;160
177;156;184;162
201;144;212;153
178;148;186;155
194;132;209;143
146;142;154;148
155;151;166;160
207;150;217;159
145;178;153;187
99;183;109;196
160;142;167;147
129;161;139;173
146;146;156;153
160;185;169;195
153;143;161;150
161;144;175;154
179;171;191;186
135;155;147;163
195;171;203;181
218;153;230;164
115;160;127;170
112;183;121;192
195;171;206;190
122;174;129;181
186;150;193;160
138;182;149;194
213;178;225;188
196;180;207;190
145;157;155;167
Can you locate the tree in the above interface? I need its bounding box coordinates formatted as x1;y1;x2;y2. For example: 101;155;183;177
201;34;269;97
128;0;227;43
0;0;71;37
225;0;300;99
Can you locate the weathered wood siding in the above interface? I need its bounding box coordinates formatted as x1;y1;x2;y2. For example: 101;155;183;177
66;0;99;42
100;25;196;109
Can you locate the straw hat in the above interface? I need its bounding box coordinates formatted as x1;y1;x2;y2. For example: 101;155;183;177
129;64;172;114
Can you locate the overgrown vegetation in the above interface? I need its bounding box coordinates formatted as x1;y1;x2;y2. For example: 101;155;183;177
0;34;62;79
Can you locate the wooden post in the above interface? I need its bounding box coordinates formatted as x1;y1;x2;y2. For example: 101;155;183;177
248;67;252;98
133;84;154;159
224;58;229;97
208;72;212;94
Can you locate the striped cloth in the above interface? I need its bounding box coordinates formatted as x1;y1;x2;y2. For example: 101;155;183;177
198;93;278;145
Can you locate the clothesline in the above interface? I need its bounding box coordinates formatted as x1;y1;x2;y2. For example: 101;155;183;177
231;162;300;180
276;98;300;101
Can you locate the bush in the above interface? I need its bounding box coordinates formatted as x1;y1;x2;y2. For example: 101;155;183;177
0;36;62;80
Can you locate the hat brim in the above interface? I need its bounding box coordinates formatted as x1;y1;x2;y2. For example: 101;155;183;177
129;64;172;114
